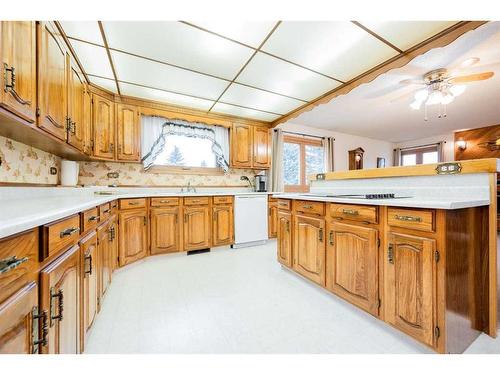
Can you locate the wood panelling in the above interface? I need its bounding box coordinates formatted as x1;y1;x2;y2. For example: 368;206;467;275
183;206;211;251
116;104;140;161
118;209;148;267
277;211;292;268
455;124;500;161
92;94;115;160
150;207;181;254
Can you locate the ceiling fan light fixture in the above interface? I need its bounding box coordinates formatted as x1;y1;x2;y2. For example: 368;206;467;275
441;93;455;105
426;90;443;105
414;89;429;102
410;100;422;110
450;85;466;97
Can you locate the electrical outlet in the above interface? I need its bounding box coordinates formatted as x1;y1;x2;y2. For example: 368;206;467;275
107;172;119;179
50;167;58;175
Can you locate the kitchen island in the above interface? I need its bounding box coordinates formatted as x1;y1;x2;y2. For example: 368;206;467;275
273;158;498;353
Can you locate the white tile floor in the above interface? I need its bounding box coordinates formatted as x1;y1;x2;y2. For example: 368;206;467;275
85;240;500;354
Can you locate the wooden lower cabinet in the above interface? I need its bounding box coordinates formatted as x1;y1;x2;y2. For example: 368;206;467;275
212;205;233;246
277;211;292;267
183;206;211;251
0;282;41;354
98;223;112;300
150;207;181;254
80;232;97;350
108;216;118;271
40;244;80;354
268;204;278;238
118;209;148;267
385;232;436;347
293;214;326;286
326;221;379;316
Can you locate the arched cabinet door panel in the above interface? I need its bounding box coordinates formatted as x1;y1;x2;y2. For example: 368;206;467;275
118;210;148;267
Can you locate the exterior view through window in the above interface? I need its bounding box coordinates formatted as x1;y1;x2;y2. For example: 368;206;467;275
154;135;216;168
401;145;439;166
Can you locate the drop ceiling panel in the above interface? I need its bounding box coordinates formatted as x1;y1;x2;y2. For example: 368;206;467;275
236;52;340;101
111;51;228;100
88;75;117;93
59;21;103;45
69;39;114;78
103;21;255;80
359;21;458;51
186;21;277;48
212;102;279;122
262;21;399;82
220;83;304;114
120;82;214;111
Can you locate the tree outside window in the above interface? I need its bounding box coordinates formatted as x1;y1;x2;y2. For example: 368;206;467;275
283;136;324;192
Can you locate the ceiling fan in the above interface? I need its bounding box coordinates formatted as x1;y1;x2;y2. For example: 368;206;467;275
398;57;495;121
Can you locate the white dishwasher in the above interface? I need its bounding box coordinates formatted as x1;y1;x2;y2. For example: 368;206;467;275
233;194;268;248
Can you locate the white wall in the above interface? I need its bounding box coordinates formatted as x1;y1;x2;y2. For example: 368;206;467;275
394;133;455;162
278;122;394;171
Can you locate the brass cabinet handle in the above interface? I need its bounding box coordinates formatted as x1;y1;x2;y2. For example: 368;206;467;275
0;256;28;274
84;254;93;275
388;243;394;264
159;200;172;203
3;63;32;106
88;215;100;222
394;214;422;222
59;227;79;238
184;213;188;223
302;205;313;209
128;202;140;206
279;202;288;207
109;143;115;152
342;209;359;216
32;307;48;353
102;208;111;213
50;288;64;324
329;230;334;246
190;199;201;203
143;217;147;226
318;228;323;242
286;221;290;232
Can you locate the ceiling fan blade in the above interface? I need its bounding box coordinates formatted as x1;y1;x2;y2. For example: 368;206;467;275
389;89;415;104
399;78;426;85
448;71;495;84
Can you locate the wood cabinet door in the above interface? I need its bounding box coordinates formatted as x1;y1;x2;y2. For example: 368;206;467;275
82;87;92;155
116;104;140;161
97;223;112;301
37;21;68;141
293;214;326;285
67;61;85;152
231;123;253;168
326;221;379;316
108;216;119;271
0;21;37;122
385;232;436;347
212;205;233;247
277;211;292;268
150;207;181;254
0;282;40;354
80;232;97;346
92;94;115;160
40;245;80;354
253;126;271;168
118;210;148;267
268;205;278;238
183;206;211;251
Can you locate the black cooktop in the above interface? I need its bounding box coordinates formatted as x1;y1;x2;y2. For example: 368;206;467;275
304;193;411;199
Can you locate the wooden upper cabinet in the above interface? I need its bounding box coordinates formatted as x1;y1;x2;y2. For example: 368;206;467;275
293;214;326;286
67;60;85;152
116;104;140;161
0;21;37;123
231;123;253;168
118;209;148;267
37;21;68;141
92;94;115;160
253;126;271;168
212;205;233;247
150;207;181;254
82;87;92;155
0;282;40;354
277;211;292;268
40;245;80;354
184;206;211;251
326;221;379;316
385;232;436;347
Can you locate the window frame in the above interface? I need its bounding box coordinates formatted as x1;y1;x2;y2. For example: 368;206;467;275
283;135;324;193
400;144;439;166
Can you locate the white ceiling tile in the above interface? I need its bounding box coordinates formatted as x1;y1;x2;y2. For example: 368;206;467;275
236;52;340;101
69;39;114;78
220;83;304;114
262;21;398;82
88;75;117;93
359;21;458;51
120;82;214;111
212;103;279;122
111;51;228;100
59;21;103;45
187;21;277;48
102;21;255;79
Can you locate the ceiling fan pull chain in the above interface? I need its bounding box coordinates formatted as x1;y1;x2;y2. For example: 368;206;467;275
443;104;447;118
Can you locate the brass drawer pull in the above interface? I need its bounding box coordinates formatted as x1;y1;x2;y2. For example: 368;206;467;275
32;307;48;353
50;288;64;324
127;202;140;206
388;244;394;264
302;205;313;209
286;221;290;232
0;256;28;274
190;199;201;203
279;202;288;206
394;214;422;222
59;227;79;238
88;215;99;222
342;209;359;216
84;255;93;275
318;228;324;242
329;230;334;246
159;200;172;203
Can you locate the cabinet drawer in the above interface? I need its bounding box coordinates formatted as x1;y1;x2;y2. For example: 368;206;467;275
329;203;378;224
110;200;118;213
99;203;111;220
387;208;435;232
81;207;99;233
0;230;39;304
184;197;209;206
293;200;325;216
151;197;180;207
268;198;278;207
213;196;233;205
277;199;291;211
119;198;146;210
41;214;80;260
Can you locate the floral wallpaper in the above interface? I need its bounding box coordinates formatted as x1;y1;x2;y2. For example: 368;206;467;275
0;135;60;184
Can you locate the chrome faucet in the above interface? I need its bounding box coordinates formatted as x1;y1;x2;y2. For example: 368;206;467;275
181;181;197;193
